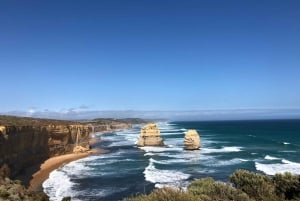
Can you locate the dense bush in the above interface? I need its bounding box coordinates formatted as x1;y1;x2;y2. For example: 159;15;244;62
0;177;49;201
188;177;252;201
230;169;300;201
0;188;10;198
127;170;300;201
125;187;202;201
230;169;278;201
273;172;300;200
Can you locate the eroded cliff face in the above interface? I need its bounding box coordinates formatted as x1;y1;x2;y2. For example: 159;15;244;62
137;123;164;146
47;124;90;155
184;129;201;150
0;124;90;178
0;116;135;180
89;122;132;133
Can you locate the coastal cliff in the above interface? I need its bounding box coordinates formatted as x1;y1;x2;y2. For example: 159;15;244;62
137;123;164;146
0;116;133;180
0;121;90;179
88;119;132;133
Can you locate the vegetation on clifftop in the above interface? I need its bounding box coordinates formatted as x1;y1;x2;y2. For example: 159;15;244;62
0;115;75;126
126;170;300;201
0;164;48;201
90;118;149;124
0;115;147;126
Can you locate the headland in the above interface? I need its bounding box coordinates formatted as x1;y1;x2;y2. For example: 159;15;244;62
0;115;146;197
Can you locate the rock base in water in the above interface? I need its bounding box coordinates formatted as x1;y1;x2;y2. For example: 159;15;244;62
137;123;164;146
184;129;201;150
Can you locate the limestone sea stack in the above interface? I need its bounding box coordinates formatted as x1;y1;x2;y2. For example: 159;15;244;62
137;123;164;146
184;129;201;150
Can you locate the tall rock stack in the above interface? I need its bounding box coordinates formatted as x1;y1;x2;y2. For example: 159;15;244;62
184;129;201;150
137;123;164;146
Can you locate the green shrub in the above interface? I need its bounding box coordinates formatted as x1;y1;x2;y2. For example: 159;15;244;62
0;189;10;198
188;177;215;196
32;192;50;201
188;177;252;201
61;197;71;201
273;172;300;200
125;187;202;201
230;169;279;201
13;179;22;185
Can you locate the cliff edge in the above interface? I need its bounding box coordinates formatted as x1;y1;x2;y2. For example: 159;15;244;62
0;117;90;179
0;115;133;183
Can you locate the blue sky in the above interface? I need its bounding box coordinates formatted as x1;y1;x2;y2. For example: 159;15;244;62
0;1;300;119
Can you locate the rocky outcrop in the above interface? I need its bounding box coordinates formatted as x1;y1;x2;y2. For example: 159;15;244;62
184;129;201;150
0;176;49;201
137;123;164;146
73;145;90;153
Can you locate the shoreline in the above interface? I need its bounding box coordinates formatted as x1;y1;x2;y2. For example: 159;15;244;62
29;136;108;192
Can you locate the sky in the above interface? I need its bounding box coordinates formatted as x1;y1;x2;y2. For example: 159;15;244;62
0;0;300;120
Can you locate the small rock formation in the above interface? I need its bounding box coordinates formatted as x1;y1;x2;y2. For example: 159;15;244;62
73;145;90;153
137;123;164;146
184;129;201;150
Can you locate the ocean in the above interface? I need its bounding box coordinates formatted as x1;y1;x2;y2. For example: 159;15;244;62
43;120;300;201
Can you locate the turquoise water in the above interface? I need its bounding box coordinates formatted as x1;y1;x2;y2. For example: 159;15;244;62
43;120;300;201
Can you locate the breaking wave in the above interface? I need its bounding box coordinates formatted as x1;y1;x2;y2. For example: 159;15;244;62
143;158;190;188
255;159;300;175
201;146;242;154
265;155;280;160
43;169;74;201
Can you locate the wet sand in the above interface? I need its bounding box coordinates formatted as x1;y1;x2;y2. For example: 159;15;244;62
29;137;108;191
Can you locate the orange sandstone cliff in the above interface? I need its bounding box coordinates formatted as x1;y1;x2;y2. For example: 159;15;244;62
0;116;132;181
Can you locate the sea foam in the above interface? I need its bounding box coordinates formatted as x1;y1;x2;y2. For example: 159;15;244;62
139;146;182;153
201;146;242;154
43;169;74;201
204;158;245;167
255;159;300;175
265;155;280;160
144;158;190;188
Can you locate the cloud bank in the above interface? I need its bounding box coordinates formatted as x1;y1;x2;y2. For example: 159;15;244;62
1;108;300;121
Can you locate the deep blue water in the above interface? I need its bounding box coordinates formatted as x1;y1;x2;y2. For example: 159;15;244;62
43;120;300;201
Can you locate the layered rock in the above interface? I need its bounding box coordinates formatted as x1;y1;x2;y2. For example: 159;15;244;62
137;123;164;146
0;123;90;178
184;129;201;150
0;115;140;184
47;124;90;156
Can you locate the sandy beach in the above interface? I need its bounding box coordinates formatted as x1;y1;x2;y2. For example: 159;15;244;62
29;136;108;192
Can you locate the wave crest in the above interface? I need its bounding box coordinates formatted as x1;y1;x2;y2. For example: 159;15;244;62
255;159;300;175
143;158;190;188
